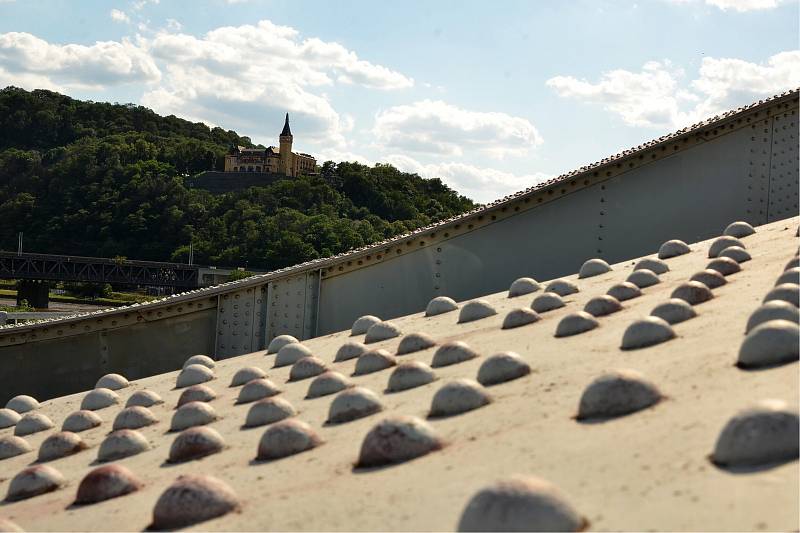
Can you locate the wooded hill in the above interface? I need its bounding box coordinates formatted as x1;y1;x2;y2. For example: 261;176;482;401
0;87;475;270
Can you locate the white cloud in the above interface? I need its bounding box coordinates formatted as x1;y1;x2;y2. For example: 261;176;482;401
671;0;788;11
165;18;182;31
110;9;130;23
0;32;161;89
139;19;412;148
546;51;800;128
132;0;159;10
385;154;550;203
373;100;542;159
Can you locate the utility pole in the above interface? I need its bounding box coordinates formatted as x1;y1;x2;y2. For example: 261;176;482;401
17;232;22;256
188;241;194;266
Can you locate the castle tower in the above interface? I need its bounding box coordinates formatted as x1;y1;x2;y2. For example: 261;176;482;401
279;113;293;177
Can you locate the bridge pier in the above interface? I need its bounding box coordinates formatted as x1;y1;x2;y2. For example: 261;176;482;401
17;280;49;309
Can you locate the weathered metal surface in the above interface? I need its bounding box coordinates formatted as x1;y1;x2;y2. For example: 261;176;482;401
767;108;799;221
267;272;320;341
215;285;268;359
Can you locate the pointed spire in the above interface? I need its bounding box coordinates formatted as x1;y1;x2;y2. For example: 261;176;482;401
281;113;292;136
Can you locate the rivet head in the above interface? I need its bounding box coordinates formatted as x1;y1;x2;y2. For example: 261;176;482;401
477;352;531;386
150;475;240;530
177;384;217;408
168;426;226;463
711;399;799;468
458;300;498;324
621;316;676;350
650;298;696;325
364;321;402;343
170;401;218;432
14;413;55;436
327;387;383;424
112;406;158;431
334;341;367;362
429;379;491;417
62;410;103;432
606;282;642;301
671;281;714;305
457;476;586;532
763;283;799;307
126;390;164;409
183;354;216;370
555;312;599;338
507;277;541;298
245;397;296;427
176;364;215;389
658;239;691;259
256;419;322;460
274;343;313;368
97;429;150;462
289;356;328;382
6;395;39;414
502;308;541;329
544;279;579;296
723;221;756;238
0;435;32;460
230;366;267;387
396;332;437;355
356;416;443;468
0;408;21;429
706;257;741;276
38;431;88;462
583;295;622;317
578;258;611;279
708;236;745;258
425;296;459;316
626;269;660;289
690;269;727;289
737;319;799;368
95;373;129;391
6;465;66;502
351;315;381;335
431;341;479;368
236;378;282;404
266;334;298;354
387;361;437;392
354;349;397;376
75;464;143;505
306;371;352;399
577;369;662;420
531;292;565;313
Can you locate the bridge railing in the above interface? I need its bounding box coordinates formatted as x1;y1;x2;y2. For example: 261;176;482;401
0;251;200;288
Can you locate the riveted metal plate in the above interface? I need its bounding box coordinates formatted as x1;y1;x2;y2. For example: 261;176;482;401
768;108;799;221
747;116;774;225
266;271;320;342
215;286;258;359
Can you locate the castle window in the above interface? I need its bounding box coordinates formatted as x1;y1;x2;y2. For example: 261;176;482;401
256;166;261;172
233;167;238;171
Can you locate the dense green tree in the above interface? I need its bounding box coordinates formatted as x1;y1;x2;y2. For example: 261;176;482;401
0;87;475;271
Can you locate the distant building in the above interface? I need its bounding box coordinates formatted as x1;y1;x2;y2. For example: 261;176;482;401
223;114;316;177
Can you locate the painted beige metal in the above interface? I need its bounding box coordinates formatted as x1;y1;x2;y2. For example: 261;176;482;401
0;218;796;531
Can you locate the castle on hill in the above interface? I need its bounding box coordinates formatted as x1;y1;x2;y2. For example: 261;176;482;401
224;114;316;177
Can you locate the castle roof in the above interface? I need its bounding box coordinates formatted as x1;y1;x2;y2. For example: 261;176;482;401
280;112;292;137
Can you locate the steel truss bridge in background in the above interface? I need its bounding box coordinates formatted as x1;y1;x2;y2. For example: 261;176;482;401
0;251;200;288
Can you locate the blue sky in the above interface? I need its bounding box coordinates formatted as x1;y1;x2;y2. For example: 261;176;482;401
0;0;797;201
